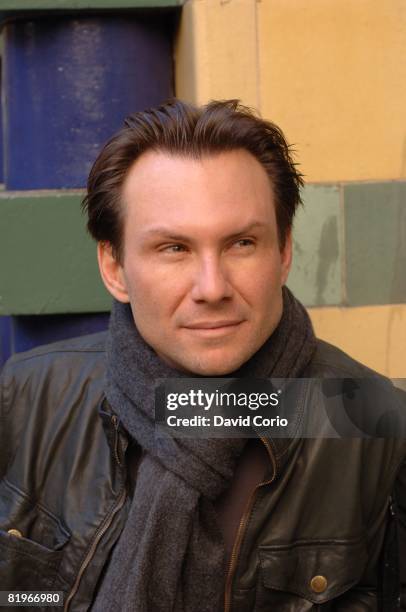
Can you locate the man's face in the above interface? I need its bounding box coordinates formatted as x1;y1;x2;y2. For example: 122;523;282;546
100;149;292;375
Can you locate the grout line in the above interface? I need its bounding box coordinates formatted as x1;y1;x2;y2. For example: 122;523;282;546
339;182;347;307
254;0;261;112
306;178;406;187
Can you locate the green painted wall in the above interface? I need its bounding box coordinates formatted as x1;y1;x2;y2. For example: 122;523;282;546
344;182;406;306
287;185;342;307
0;191;111;315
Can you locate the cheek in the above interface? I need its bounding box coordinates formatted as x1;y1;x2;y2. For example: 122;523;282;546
234;257;282;299
124;264;186;317
122;266;152;311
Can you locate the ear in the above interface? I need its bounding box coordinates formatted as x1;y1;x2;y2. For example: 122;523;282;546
97;242;130;303
280;229;293;286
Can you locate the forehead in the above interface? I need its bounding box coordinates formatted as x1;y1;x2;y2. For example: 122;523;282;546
121;149;276;233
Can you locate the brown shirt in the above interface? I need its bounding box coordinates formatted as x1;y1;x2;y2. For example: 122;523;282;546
214;438;270;566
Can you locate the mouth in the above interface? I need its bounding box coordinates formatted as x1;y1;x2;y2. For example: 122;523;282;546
182;320;244;337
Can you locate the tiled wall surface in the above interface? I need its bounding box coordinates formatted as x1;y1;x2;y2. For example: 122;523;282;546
344;183;406;306
309;304;406;378
256;0;406;183
0;192;107;315
288;185;342;307
288;181;406;309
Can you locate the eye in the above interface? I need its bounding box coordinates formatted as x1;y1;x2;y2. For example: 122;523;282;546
160;243;188;253
233;238;255;248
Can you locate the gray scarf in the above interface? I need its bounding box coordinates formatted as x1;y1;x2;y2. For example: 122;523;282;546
92;287;316;612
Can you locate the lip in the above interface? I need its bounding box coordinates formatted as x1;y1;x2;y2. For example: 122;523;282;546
182;320;244;336
184;320;243;329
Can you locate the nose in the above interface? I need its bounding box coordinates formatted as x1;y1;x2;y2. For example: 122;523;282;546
190;254;233;304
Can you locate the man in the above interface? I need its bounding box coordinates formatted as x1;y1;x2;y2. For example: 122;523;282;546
0;99;405;611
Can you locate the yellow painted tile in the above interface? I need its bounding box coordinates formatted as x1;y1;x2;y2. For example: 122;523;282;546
309;305;406;378
174;0;201;104
257;0;406;182
175;0;259;107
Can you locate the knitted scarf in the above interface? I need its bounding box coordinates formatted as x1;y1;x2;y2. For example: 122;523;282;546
92;287;316;612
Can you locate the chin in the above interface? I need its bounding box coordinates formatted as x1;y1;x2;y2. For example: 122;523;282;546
185;352;248;377
191;365;235;377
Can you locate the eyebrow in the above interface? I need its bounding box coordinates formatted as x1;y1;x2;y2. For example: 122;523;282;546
141;221;269;242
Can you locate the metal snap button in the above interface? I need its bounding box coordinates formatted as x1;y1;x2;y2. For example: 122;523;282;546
7;528;23;538
310;575;328;593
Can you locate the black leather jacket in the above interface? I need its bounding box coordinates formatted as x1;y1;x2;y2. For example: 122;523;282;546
0;332;405;611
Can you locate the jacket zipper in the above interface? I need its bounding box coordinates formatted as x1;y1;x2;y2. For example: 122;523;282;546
64;416;127;611
64;486;127;611
111;414;123;467
224;437;277;612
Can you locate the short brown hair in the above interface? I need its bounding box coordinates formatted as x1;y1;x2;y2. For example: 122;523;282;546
82;99;304;263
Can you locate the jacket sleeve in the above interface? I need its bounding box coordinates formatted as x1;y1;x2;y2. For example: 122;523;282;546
0;356;23;480
0;359;11;480
396;458;406;611
333;446;406;611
